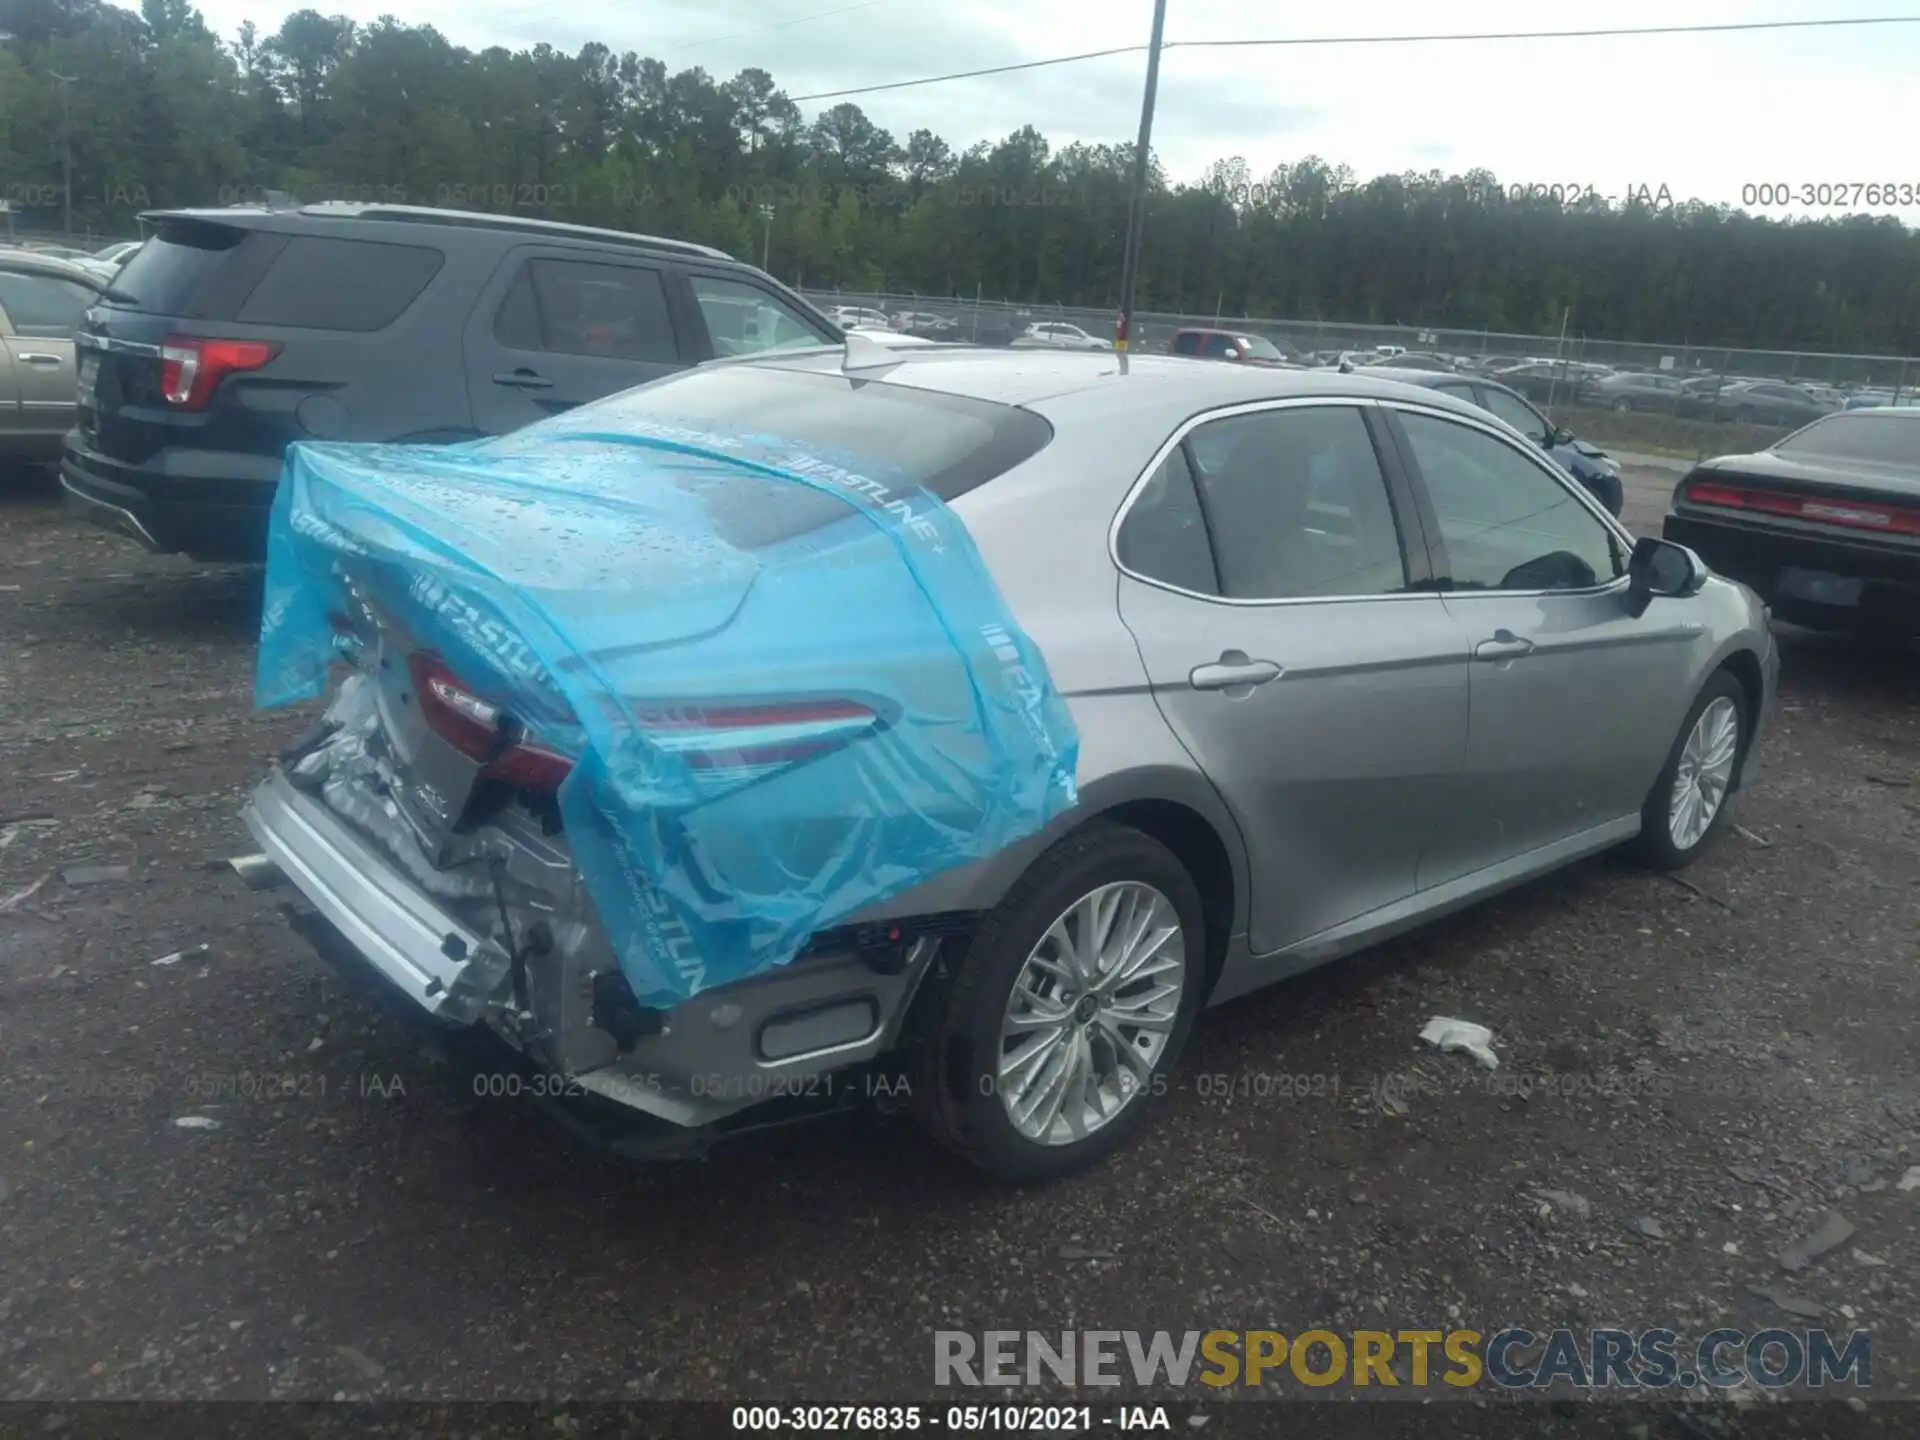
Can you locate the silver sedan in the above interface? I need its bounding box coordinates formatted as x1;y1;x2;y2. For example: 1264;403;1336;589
240;344;1779;1182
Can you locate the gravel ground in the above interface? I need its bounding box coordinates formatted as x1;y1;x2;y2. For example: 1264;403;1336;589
2;461;1917;1429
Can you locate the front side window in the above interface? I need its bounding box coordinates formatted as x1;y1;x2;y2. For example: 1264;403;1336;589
1397;411;1623;593
691;275;833;357
1183;405;1409;600
1201;334;1236;358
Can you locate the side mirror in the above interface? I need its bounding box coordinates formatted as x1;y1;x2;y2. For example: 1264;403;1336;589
1549;425;1574;446
1625;537;1704;616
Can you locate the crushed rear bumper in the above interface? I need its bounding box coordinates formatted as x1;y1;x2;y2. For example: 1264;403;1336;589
241;769;942;1132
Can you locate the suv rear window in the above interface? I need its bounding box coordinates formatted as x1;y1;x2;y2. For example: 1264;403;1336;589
235;235;443;331
506;363;1053;550
109;220;255;315
108;221;443;331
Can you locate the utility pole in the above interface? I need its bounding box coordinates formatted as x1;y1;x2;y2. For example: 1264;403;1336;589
1114;0;1168;354
759;203;775;273
49;73;77;238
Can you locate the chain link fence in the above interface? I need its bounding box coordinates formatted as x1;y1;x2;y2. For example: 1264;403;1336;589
802;288;1918;460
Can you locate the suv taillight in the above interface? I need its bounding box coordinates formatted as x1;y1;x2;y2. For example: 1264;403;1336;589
159;335;279;410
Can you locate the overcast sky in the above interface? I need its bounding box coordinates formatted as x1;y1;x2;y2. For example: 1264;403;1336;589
190;0;1920;221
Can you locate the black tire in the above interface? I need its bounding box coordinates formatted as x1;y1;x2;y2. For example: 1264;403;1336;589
913;822;1207;1183
1625;670;1749;871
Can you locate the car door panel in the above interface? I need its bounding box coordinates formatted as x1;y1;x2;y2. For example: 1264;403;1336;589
463;246;687;435
1384;403;1700;885
1113;401;1469;956
7;334;76;436
0;338;20;430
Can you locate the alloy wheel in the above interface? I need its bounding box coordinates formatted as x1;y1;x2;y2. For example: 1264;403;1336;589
995;882;1186;1146
1668;696;1740;850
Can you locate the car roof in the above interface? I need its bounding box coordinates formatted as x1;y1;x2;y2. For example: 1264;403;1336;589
139;202;735;262
0;248;108;287
746;345;1492;421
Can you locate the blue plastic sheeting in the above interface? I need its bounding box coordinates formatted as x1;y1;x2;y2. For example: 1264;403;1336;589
255;409;1080;1009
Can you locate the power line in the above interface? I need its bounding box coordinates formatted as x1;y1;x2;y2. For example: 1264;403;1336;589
788;13;1920;102
792;44;1150;102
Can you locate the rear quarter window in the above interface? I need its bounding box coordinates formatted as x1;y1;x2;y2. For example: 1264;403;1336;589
235;236;444;332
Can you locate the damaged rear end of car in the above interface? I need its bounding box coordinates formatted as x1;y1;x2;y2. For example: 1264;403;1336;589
237;361;1079;1148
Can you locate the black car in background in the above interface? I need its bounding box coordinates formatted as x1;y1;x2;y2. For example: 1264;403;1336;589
1591;370;1686;413
1488;359;1586;402
1664;408;1919;634
61;203;842;561
1354;366;1624;515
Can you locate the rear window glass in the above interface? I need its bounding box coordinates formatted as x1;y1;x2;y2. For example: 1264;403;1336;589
236;235;443;331
499;364;1053;550
1775;412;1919;466
108;221;255;315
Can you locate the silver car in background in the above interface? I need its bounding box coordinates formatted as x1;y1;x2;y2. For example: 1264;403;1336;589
242;344;1778;1182
0;250;105;464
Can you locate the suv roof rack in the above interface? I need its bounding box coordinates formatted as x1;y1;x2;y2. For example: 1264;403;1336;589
140;202;737;263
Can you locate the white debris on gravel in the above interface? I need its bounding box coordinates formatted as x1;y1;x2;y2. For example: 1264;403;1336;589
1419;1016;1500;1069
173;1116;222;1131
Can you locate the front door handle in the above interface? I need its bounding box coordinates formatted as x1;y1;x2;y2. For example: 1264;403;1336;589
16;352;63;366
1473;629;1536;661
493;369;554;391
1190;652;1282;691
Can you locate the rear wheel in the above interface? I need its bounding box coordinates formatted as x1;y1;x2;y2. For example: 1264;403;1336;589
1613;398;1632;412
1626;671;1748;870
914;823;1206;1182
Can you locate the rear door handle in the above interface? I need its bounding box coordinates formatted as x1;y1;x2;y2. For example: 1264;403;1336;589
16;352;63;366
1473;629;1536;661
493;369;554;391
1190;654;1282;691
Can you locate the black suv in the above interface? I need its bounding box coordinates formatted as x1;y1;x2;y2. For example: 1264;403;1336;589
61;204;843;561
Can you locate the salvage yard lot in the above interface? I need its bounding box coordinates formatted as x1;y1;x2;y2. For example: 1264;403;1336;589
2;459;1918;1405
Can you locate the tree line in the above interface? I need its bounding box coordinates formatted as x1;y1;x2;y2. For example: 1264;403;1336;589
3;0;1919;354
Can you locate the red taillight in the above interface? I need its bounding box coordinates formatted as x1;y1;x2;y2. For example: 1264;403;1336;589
626;697;879;773
408;652;499;761
1685;479;1920;535
407;652;576;793
159;335;278;410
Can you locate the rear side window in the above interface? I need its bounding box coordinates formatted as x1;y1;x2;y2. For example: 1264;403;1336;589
1117;446;1218;594
235;236;443;331
494;258;678;363
0;272;97;336
1185;405;1410;600
1171;332;1200;356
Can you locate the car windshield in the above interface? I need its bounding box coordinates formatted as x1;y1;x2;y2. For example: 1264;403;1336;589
1236;335;1285;360
1774;412;1918;466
